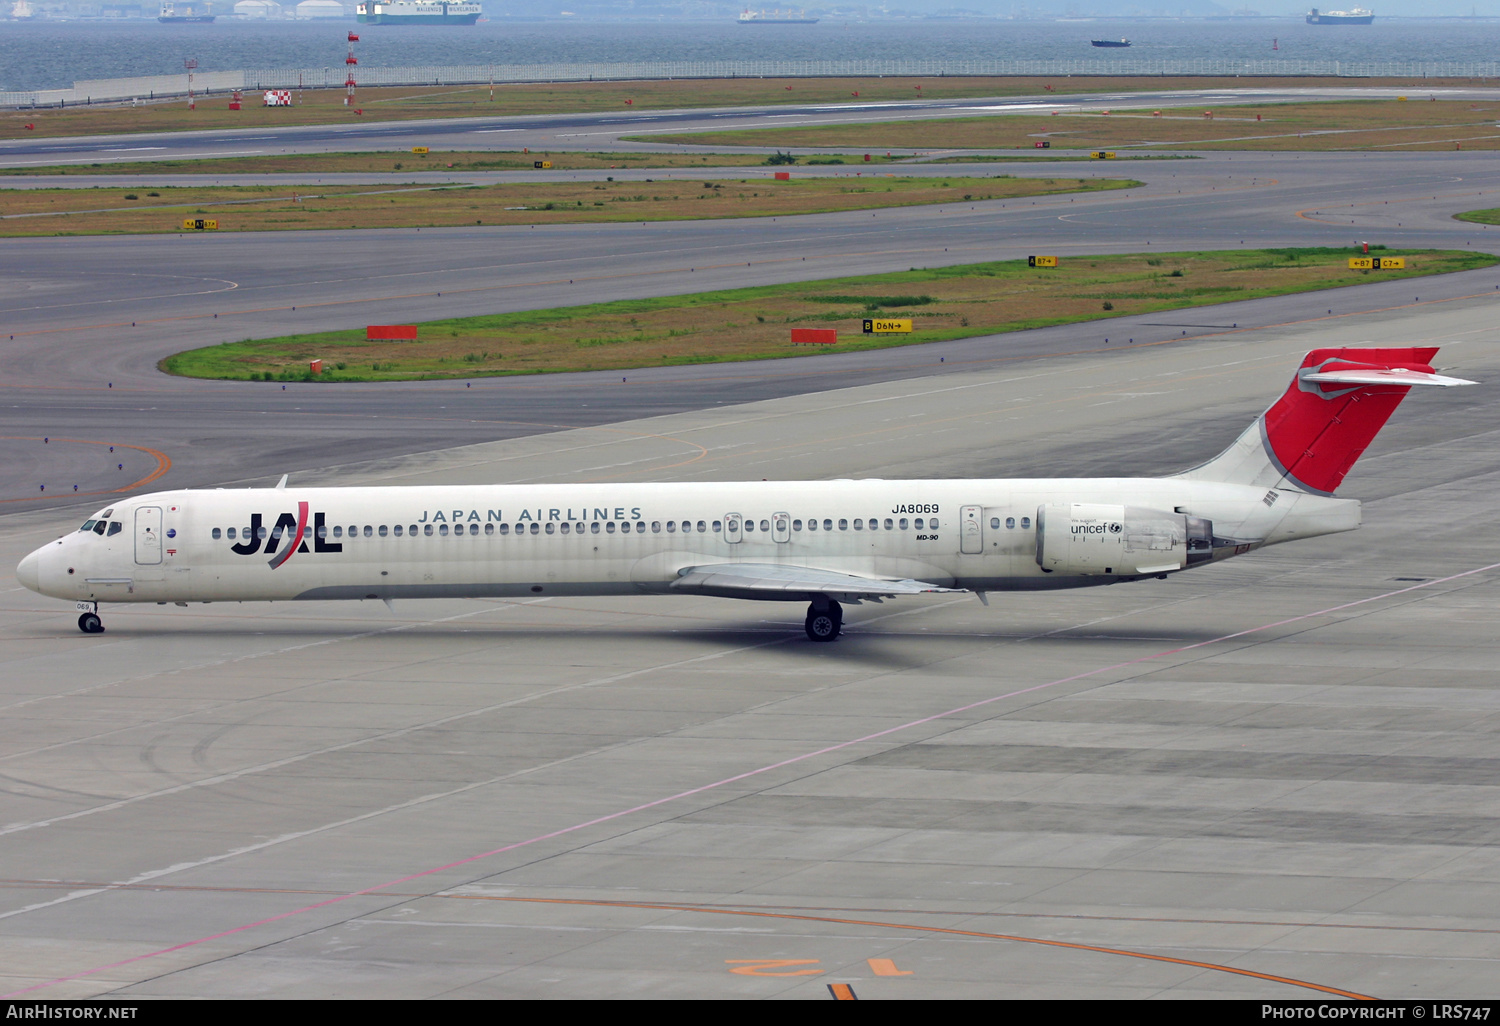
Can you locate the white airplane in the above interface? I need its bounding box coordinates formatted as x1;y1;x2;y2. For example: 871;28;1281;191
17;347;1473;642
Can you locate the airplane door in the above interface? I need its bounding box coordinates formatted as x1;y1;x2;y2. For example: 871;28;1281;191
724;513;742;544
772;512;790;543
960;504;983;555
135;506;163;565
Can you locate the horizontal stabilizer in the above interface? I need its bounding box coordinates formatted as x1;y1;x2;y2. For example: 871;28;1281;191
1302;367;1476;388
671;562;959;600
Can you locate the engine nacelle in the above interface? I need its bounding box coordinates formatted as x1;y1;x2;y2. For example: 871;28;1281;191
1035;503;1213;576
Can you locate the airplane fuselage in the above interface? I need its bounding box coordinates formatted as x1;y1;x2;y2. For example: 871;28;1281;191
20;478;1359;606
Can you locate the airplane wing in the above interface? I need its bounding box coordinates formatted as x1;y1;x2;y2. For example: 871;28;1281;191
669;563;962;602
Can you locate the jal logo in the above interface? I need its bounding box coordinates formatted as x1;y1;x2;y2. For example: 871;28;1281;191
230;503;341;568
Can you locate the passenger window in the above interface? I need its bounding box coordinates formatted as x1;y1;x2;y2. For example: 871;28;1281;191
363;525;373;538
914;518;924;530
853;519;863;531
1006;517;1016;529
409;525;417;536
439;524;449;536
211;527;221;539
990;517;1000;530
1021;517;1031;529
257;525;268;540
792;519;802;531
424;524;434;536
808;519;818;531
757;520;767;532
529;523;540;535
378;525;388;537
883;518;893;530
714;520;723;533
634;521;644;533
393;525;402;537
899;518;908;530
545;523;555;534
696;521;706;533
743;520;753;532
498;523;509;535
227;527;237;540
559;522;570;535
838;519;848;531
652;521;661;533
666;521;676;533
332;526;342;538
592;522;602;534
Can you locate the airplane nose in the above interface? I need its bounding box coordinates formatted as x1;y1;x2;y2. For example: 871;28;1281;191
16;548;41;594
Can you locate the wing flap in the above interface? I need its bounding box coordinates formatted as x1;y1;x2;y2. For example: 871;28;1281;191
670;563;960;600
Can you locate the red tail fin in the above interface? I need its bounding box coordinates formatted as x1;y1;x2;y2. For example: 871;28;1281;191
1262;347;1439;494
1178;347;1473;494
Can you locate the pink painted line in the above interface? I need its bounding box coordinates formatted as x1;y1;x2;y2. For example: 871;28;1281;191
9;560;1499;998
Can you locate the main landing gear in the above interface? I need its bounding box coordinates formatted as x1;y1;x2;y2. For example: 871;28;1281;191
77;603;104;634
804;599;842;643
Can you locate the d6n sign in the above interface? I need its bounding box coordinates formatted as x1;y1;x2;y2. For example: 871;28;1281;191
863;318;913;334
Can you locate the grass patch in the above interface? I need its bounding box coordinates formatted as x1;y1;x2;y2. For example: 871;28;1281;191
161;247;1495;383
633;99;1500;152
1455;207;1500;225
0;175;1133;237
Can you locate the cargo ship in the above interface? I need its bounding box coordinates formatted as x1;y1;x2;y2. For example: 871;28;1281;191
738;8;819;23
158;1;215;21
1091;38;1130;47
357;1;482;24
1305;7;1374;23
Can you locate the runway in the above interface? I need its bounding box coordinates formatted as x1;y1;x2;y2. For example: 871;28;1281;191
4;86;1492;169
2;304;1499;998
2;95;1499;998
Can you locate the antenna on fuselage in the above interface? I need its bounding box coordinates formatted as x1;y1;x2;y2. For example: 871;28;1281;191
275;474;289;490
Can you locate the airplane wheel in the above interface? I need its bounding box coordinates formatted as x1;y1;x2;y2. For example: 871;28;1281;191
804;600;842;643
77;612;103;634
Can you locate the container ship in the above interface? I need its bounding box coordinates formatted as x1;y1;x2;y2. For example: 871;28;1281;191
158;2;215;21
738;8;819;24
1305;7;1374;23
357;1;482;24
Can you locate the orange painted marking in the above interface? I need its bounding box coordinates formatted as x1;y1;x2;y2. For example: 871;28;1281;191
0;437;171;505
491;898;1374;999
727;959;823;977
868;957;913;976
827;983;858;1000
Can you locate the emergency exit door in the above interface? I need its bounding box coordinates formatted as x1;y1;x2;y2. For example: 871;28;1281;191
960;504;983;555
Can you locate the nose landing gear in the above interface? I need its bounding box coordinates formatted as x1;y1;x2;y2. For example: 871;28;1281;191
77;602;104;634
804;599;843;642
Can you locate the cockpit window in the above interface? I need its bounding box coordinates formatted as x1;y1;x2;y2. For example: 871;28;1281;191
106;522;123;537
81;520;97;532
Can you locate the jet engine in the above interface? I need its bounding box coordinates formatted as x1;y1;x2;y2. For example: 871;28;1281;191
1036;503;1213;576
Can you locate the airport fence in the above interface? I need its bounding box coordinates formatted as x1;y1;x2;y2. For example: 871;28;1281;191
4;57;1500;108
